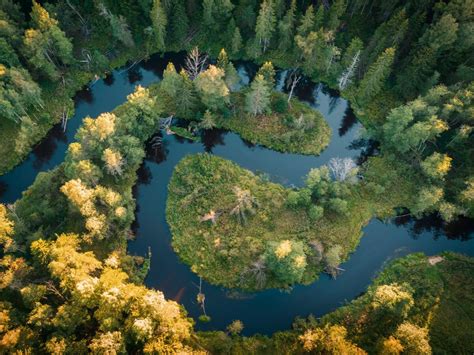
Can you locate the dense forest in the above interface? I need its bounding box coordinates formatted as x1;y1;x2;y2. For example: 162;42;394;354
0;0;473;353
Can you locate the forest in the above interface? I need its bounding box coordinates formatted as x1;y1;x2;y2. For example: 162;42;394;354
0;0;473;353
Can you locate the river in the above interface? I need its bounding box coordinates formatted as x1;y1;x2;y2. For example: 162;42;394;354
1;52;472;336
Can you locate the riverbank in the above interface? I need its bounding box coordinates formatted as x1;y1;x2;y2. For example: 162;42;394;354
0;46;148;176
197;252;474;354
166;153;419;290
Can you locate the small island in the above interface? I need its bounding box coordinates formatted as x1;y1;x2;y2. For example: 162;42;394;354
150;55;331;155
166;153;416;290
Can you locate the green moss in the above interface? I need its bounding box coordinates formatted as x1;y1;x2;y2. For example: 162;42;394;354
166;153;418;290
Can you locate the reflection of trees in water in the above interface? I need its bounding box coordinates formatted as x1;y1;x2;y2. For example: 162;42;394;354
141;51;187;78
394;213;474;241
201;128;226;153
131;184;141;234
136;163;152;185
348;138;379;165
127;65;143;84
103;72;115;86
241;138;256;149
339;105;358;137
0;181;6;199
145;132;169;164
74;86;93;104
32;124;67;170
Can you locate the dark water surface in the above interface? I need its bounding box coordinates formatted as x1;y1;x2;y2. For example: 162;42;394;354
1;53;473;336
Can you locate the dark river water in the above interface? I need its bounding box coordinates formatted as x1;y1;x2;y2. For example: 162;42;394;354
1;53;473;336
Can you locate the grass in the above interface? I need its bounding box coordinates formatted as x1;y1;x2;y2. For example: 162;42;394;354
166;153;419;290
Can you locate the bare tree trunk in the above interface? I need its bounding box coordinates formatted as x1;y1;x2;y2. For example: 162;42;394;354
185;47;208;80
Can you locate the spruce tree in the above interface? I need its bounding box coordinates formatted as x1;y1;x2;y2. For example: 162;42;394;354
277;0;296;52
168;0;189;47
358;47;395;104
297;5;314;37
255;0;276;52
257;61;276;88
150;0;167;52
245;74;271;116
230;26;243;56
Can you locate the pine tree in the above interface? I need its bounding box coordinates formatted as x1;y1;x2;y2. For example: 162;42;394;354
358;47;395;104
150;0;167;52
255;0;276;52
245;74;271;116
277;0;296;52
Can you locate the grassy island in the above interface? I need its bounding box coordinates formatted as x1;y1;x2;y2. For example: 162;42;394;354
167;153;418;290
216;91;331;155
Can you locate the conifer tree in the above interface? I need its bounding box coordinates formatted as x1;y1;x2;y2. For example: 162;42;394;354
150;0;167;52
245;74;271;116
255;0;276;52
357;47;395;104
168;0;189;46
297;4;314;37
278;0;296;52
326;0;347;31
256;61;276;88
231;26;243;56
23;1;73;80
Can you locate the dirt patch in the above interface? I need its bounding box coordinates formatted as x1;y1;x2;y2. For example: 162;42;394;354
428;255;445;265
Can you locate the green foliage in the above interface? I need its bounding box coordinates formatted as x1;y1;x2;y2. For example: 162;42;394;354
150;0;167;52
194;65;229;111
245;74;271;116
22;1;73;80
264;240;307;285
255;0;276;53
357;47;395;105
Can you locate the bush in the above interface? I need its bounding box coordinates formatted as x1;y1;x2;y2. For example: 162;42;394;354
309;205;324;221
264;240;307;284
273;96;289;113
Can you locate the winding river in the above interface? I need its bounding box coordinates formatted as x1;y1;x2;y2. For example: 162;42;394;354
1;53;473;336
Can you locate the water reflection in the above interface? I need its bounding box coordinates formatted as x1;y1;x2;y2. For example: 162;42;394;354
339;106;358;136
394;213;474;241
32;125;67;170
201;128;227;153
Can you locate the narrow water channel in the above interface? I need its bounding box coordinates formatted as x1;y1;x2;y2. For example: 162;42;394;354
1;53;472;336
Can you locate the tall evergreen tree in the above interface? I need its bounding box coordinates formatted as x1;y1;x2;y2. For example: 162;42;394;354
277;0;296;52
255;0;276;52
297;4;314;37
245;74;271;116
168;0;189;47
326;0;347;31
150;0;167;52
357;47;395;104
